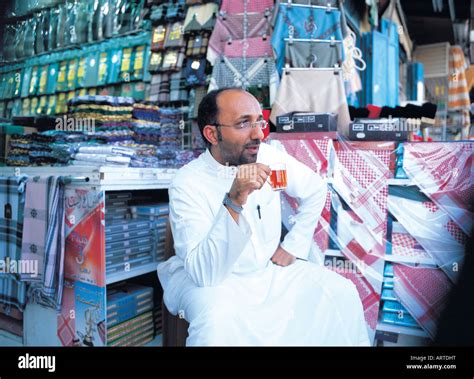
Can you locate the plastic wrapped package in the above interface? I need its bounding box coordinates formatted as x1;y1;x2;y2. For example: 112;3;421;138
16;21;26;59
3;24;17;61
74;0;89;44
91;0;104;41
48;7;59;50
23;18;36;57
267;133;472;344
56;3;68;48
34;12;45;55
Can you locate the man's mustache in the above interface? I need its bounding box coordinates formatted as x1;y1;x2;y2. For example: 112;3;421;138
244;141;261;148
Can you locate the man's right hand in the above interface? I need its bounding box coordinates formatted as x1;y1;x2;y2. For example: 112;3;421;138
228;163;271;206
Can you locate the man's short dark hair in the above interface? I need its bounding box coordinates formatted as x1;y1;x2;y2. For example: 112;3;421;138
197;87;244;148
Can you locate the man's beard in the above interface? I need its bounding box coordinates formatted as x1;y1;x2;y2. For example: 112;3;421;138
217;129;260;166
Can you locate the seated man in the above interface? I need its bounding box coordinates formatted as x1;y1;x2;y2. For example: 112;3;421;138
157;88;370;346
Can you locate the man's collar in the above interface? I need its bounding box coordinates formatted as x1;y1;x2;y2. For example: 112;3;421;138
202;149;238;178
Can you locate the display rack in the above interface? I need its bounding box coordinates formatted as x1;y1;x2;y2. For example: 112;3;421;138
0;165;177;347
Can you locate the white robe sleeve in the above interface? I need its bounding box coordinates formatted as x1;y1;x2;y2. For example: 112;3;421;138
275;149;328;260
169;184;252;287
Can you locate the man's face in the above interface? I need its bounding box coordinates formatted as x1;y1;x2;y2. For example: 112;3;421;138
213;90;264;166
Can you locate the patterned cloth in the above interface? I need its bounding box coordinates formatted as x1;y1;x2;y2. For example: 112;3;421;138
268;134;333;255
207;13;272;64
269;69;351;135
387;195;467;283
209;57;279;105
223;36;273;59
402;142;473;235
220;0;274;14
0;176;28;311
447;46;470;130
393;264;452;339
284;40;343;73
272;3;343;74
21;176;66;311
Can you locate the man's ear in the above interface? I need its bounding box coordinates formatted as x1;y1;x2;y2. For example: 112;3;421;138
203;125;219;146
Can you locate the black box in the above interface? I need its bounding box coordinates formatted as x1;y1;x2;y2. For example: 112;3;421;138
349;118;408;141
276;112;337;133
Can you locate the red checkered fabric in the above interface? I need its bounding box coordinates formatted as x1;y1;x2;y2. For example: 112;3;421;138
330;268;380;332
391;232;431;260
394;264;452;339
403;142;473;234
223;36;273;59
270;135;333;254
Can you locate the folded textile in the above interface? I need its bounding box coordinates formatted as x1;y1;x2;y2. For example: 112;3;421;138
393;264;452;339
402;142;473;235
77;146;136;157
73;154;131;165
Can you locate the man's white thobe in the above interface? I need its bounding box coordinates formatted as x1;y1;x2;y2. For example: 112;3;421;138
157;143;370;346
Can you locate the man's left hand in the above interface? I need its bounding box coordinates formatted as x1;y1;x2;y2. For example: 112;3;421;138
271;245;296;267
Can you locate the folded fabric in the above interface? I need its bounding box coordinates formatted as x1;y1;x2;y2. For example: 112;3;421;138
186;32;210;57
272;3;343;72
393;264;452;339
77;146;136;157
220;0;274;14
73;154;131;165
164;21;185;49
209;56;279;105
284;39;343;73
387;195;467;283
223;36;273;59
183;3;219;32
207;13;272;65
270;68;351;135
402;142;473;235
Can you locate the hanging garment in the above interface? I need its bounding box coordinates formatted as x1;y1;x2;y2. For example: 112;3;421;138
390;227;433;265
207;13;272;65
164;21;185;49
186;32;210;57
393;264;452;339
209;57;279;105
20;176;66;310
447;46;471;131
223;36;273;59
269;68;351;135
183;58;208;87
183;3;219;33
387;194;467;283
0;176;28;311
161;49;185;72
151;25;167;51
272;3;343;72
284;39;343;72
157;144;370;346
220;0;274;14
402;142;473;235
149;73;171;103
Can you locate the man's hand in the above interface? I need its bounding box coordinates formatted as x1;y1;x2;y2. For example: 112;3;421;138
271;245;296;267
228;163;271;206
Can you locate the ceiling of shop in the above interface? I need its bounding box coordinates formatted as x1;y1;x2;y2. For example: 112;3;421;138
398;0;472;46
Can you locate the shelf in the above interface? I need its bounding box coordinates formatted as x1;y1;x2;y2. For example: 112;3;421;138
384;254;437;267
376;321;429;339
0;330;23;346
0;166;177;190
106;261;159;285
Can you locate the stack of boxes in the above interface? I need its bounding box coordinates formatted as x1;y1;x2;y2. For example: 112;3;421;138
106;283;155;346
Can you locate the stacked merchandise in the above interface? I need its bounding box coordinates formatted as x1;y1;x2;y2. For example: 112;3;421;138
106;283;155;346
68;95;135;145
207;0;277;111
270;133;472;346
269;1;353;136
157;108;183;165
130;203;169;262
378;263;427;336
105;193;156;276
132;101;161;147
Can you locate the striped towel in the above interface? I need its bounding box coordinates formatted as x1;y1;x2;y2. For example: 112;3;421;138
0;176;28;310
448;46;470;129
